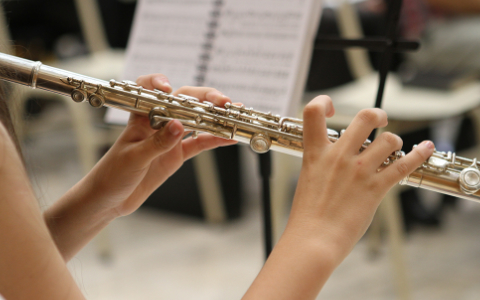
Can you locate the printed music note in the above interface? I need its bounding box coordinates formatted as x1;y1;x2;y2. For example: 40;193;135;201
105;0;321;124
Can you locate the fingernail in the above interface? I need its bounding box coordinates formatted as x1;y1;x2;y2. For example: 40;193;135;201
162;82;172;91
419;140;435;150
168;121;181;136
155;78;171;91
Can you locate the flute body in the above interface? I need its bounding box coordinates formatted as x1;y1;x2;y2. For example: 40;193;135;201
0;52;480;202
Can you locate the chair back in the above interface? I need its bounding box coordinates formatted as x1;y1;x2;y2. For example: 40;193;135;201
335;1;374;79
73;0;109;53
0;1;12;54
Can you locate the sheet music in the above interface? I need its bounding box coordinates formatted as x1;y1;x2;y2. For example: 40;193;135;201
204;0;320;116
122;0;213;87
105;0;322;124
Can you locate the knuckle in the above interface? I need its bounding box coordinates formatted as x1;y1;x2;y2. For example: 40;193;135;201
152;131;168;150
174;86;193;95
205;88;219;95
154;73;169;82
413;147;429;163
303;101;326;119
395;160;410;177
381;132;402;149
304;95;333;115
135;75;147;85
312;95;333;106
331;154;349;170
357;109;380;125
205;89;222;100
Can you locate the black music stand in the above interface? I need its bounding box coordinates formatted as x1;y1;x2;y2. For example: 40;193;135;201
259;0;419;259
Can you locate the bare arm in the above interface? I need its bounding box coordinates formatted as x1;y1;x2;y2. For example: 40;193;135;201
44;74;236;261
242;96;434;299
0;125;86;300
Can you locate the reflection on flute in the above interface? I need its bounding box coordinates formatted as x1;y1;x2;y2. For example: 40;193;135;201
0;52;479;202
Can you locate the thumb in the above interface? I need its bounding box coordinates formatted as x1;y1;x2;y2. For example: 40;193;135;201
133;120;184;163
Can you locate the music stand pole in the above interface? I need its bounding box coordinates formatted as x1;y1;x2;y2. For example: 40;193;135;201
260;0;416;260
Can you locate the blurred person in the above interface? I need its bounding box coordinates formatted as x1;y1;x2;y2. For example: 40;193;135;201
362;0;480;229
0;70;434;299
402;0;480;73
402;0;480;222
364;0;480;73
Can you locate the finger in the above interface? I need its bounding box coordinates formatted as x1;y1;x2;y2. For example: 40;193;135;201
360;132;403;170
380;140;435;186
131;120;184;164
182;134;237;161
302;95;335;156
126;113;154;131
136;73;172;93
174;86;231;108
337;108;388;154
118;113;156;143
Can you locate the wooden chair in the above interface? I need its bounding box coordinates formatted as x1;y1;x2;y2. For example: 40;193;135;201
4;0;228;224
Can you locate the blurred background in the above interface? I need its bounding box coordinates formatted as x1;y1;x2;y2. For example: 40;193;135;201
4;0;480;299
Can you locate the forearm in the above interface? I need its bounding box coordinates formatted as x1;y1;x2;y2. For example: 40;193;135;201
1;193;87;300
0;160;86;299
242;225;345;300
43;177;118;262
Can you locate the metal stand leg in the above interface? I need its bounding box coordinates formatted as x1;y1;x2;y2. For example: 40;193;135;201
66;101;98;174
192;150;227;223
379;185;412;300
366;125;411;300
366;212;383;259
271;152;302;243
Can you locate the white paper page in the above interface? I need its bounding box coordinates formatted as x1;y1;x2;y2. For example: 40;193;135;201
105;0;322;124
204;0;321;116
123;0;213;86
106;0;213;124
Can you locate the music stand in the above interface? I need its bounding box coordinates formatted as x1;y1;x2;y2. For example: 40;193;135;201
260;0;419;259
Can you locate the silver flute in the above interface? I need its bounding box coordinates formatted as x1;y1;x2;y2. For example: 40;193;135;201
0;52;479;202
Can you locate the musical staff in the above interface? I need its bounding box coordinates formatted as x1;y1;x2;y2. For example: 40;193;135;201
204;0;321;115
116;0;321;124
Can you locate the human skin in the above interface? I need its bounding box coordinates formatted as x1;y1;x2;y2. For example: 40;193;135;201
0;77;434;299
43;74;238;262
242;96;435;300
0;74;236;300
0;115;86;300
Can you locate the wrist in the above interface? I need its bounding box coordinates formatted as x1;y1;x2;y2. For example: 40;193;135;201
245;224;346;299
70;175;122;221
283;215;356;266
45;177;119;229
44;177;119;261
